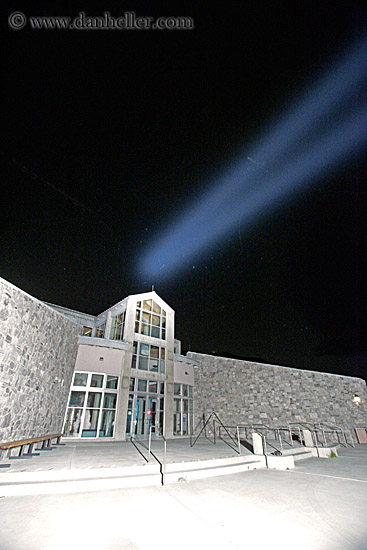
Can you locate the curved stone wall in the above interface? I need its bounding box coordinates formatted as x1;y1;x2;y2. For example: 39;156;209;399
0;279;80;442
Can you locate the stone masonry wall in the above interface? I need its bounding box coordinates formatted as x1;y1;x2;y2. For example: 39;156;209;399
0;278;80;442
188;352;367;431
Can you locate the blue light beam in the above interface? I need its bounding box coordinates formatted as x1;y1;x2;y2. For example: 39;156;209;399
141;39;367;279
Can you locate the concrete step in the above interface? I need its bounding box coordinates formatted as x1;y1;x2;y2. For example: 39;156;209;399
0;455;266;495
276;445;339;460
164;454;266;483
280;448;315;461
0;464;162;496
291;450;314;461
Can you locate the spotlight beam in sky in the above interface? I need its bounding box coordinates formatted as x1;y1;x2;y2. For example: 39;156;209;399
141;39;367;279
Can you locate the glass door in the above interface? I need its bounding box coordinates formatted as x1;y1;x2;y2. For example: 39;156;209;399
147;397;157;435
135;396;146;436
126;378;165;439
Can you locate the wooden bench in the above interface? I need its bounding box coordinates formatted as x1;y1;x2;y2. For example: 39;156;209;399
0;433;62;460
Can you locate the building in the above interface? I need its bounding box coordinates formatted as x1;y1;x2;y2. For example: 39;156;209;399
48;290;198;440
1;277;366;445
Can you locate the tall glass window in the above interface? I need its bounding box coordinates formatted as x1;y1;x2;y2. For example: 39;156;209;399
63;372;119;439
110;311;126;340
134;300;166;340
173;384;194;436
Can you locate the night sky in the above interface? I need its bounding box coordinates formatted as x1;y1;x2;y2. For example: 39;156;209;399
2;2;366;380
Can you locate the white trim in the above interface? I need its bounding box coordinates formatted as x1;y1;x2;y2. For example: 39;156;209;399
78;336;129;350
174;354;200;367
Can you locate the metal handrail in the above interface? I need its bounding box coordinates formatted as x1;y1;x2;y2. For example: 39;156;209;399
251;429;281;466
273;426;295;448
288;422;322;447
217;424;242;454
190;412;215;447
149;424;167;485
130;436;150;463
314;422;353;448
250;424;284;453
248;422;308;450
191;411;240;453
288;422;322;452
249;424;297;451
213;413;241;452
130;426;167;485
223;424;280;458
250;427;283;455
240;424;283;452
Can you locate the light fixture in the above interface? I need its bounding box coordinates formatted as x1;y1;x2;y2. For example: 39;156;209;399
352;394;361;405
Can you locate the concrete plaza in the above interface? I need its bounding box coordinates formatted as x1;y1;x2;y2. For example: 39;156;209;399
0;441;366;550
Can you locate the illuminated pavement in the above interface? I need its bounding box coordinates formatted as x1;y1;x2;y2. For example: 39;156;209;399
0;444;366;550
0;437;253;472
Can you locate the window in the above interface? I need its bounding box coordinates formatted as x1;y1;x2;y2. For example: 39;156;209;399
73;373;88;387
134;300;166;340
131;341;166;373
173;384;194;436
69;391;85;407
95;323;105;338
63;372;119;439
87;393;101;408
110;311;126;340
82;326;92;337
106;375;118;390
91;374;103;388
103;393;117;409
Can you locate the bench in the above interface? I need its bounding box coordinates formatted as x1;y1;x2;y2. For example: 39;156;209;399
0;433;63;461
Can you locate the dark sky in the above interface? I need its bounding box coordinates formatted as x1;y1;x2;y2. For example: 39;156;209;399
2;1;366;380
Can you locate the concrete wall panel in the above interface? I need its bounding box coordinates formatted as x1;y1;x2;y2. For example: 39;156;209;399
75;345;125;376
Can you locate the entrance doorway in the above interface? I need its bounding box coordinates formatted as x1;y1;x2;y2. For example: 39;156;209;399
133;396;159;438
135;396;146;436
126;378;164;439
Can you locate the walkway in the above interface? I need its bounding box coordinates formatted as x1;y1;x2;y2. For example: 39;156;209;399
0;442;366;550
0;437;252;472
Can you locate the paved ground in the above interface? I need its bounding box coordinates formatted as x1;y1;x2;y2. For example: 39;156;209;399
0;443;366;550
0;437;251;473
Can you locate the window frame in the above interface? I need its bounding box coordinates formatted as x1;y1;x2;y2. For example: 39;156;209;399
131;341;166;373
134;300;166;340
63;371;119;439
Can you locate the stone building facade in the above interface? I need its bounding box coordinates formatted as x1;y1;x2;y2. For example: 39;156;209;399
188;352;367;431
1;275;366;444
51;291;197;441
0;278;80;442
